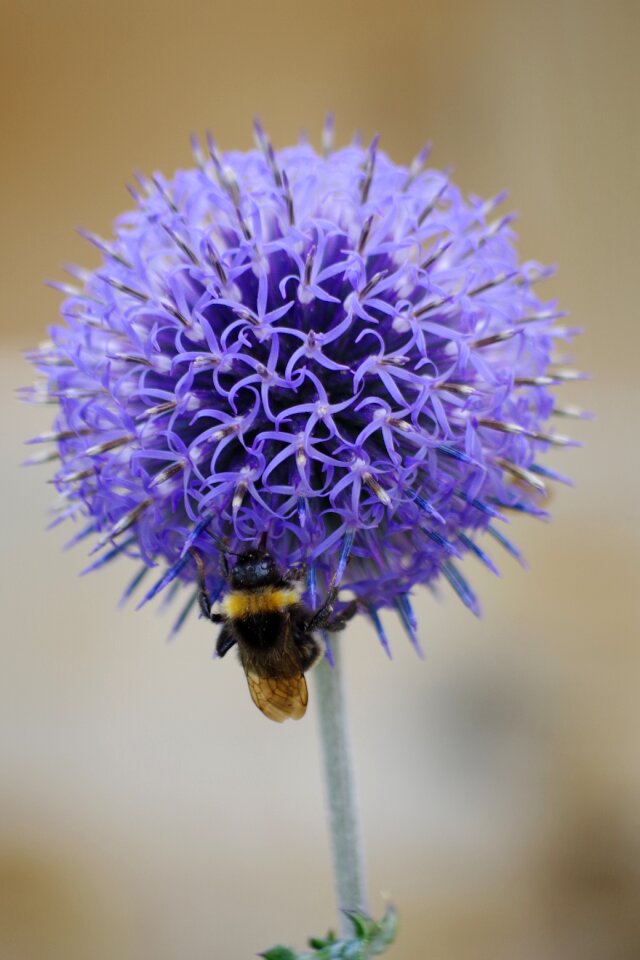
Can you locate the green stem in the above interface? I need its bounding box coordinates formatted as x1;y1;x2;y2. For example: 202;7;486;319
313;636;368;937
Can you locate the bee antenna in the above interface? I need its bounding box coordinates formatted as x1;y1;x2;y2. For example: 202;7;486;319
189;547;207;584
258;531;268;551
205;530;240;558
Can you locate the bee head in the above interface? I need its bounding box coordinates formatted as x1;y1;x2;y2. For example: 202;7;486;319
230;549;279;589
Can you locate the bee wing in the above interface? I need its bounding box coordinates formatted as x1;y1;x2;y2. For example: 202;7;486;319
246;670;309;722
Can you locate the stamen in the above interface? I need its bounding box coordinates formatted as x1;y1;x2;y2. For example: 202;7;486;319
472;328;519;349
205;132;224;180
417;180;448;226
254;120;283;189
208;146;251;241
479;419;574;447
414;294;453;319
190;133;206;171
420;238;452;271
90;498;153;553
515;367;586;387
109;353;152;366
545;366;586;382
360;134;379;205
363;473;391;506
434;382;477;397
78;228;133;269
359;269;387;300
468;271;517;297
103;277;149;302
152;175;179;213
148;460;185;488
388;416;411;431
357;214;375;255
517;310;565;325
161;224;200;266
402;142;431;191
159;298;191;327
28;428;90;444
56;466;95;484
84;435;134;457
551;404;591;420
304;245;315;287
494;457;547;495
281;169;295;226
203;239;228;286
232;481;247;512
27;355;73;368
514;375;558;387
23;449;61;466
136;400;177;422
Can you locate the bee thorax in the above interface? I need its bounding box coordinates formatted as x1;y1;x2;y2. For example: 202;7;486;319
222;587;299;619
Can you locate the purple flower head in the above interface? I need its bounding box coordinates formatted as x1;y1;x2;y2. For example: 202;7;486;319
24;122;582;652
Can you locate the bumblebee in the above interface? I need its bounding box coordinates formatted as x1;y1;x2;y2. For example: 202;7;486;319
191;544;357;722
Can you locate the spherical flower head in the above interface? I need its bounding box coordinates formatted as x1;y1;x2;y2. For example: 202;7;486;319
25;122;581;650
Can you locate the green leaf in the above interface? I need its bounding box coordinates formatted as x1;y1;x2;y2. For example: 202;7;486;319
368;907;398;955
343;911;371;939
260;947;299;960
308;933;337;949
261;907;397;960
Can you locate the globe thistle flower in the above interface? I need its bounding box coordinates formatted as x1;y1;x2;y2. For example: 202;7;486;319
24;120;582;653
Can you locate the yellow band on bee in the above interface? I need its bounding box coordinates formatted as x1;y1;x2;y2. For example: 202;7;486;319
223;588;299;619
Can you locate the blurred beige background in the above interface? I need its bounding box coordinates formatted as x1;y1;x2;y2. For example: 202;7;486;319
2;1;639;958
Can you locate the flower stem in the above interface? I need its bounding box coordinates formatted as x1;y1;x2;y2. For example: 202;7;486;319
313;636;368;937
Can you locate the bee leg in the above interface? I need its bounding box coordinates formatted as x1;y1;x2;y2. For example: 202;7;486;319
292;616;322;670
305;582;341;633
308;596;358;634
307;529;356;631
197;589;211;619
298;635;322;671
216;624;236;658
190;547;222;622
282;561;307;585
322;599;359;632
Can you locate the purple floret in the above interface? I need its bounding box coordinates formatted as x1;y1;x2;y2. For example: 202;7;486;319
24;123;580;649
